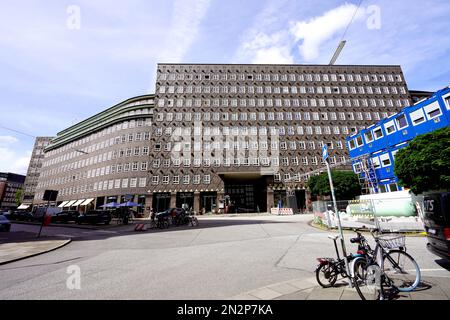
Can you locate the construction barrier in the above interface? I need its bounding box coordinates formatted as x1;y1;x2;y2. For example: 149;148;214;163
134;223;147;231
270;208;294;215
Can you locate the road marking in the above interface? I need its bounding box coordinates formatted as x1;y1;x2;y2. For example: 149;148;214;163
94;230;117;234
55;234;74;238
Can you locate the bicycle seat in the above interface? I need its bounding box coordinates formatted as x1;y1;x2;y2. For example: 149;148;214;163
328;235;339;241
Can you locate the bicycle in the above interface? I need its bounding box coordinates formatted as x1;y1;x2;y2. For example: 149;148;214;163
351;229;421;300
315;232;366;288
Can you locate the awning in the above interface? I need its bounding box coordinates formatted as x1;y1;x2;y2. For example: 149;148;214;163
17;204;30;210
58;201;69;208
64;200;77;207
80;198;94;206
73;199;85;206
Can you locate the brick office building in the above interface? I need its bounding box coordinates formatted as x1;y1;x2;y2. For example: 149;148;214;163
21;136;53;207
150;64;412;213
0;172;26;210
33;95;155;211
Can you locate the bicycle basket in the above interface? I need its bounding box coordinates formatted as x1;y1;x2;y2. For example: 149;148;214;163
376;234;405;249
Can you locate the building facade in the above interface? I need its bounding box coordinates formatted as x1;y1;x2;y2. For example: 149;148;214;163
347;86;450;193
150;64;412;213
33;95;154;211
22;137;53;205
0;172;26;210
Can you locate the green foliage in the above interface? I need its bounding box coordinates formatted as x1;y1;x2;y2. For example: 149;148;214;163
15;188;23;206
395;126;450;194
307;170;361;200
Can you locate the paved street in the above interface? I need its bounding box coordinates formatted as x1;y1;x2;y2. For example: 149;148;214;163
0;214;449;300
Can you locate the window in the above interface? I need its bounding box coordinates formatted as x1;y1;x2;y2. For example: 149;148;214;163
152;176;159;185
364;131;374;143
371;156;381;169
395;114;408;129
445;96;450;110
380;154;391;167
424;102;442;120
356;135;363;147
384;120;396;135
410;109;426;125
373;127;383;139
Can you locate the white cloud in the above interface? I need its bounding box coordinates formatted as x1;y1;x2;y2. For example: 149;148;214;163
0;135;31;175
252;45;293;64
158;0;211;62
0;136;18;146
289;3;365;61
235;2;365;64
239;31;293;64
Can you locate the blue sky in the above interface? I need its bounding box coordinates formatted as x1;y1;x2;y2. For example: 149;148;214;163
1;0;449;174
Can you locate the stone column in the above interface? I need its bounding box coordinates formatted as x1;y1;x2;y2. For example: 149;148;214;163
266;188;274;214
194;191;200;214
170;192;177;208
144;193;153;216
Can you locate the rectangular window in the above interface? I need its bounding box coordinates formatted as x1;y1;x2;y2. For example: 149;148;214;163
384;120;396;135
410;109;426;125
394;114;407;129
445;96;450;110
373;127;383;139
371;156;381;169
423;102;442;120
380;154;391;167
356;135;363;147
364;131;374;143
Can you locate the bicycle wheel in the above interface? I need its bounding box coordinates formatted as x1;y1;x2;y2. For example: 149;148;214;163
352;257;368;281
353;262;382;300
315;263;338;288
383;250;420;292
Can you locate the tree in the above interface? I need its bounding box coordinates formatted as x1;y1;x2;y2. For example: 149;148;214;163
15;188;23;206
307;170;361;200
395;126;450;195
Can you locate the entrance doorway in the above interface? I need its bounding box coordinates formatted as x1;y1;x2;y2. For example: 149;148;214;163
176;192;194;210
224;177;267;213
152;193;171;212
200;192;217;214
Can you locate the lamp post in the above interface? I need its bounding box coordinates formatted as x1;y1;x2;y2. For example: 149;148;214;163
323;145;352;287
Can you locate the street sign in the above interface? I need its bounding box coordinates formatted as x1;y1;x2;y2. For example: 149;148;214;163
322;145;328;162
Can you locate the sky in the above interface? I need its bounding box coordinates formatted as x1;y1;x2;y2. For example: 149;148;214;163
1;0;449;175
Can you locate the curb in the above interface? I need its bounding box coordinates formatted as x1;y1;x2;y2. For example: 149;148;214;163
12;221;121;230
309;221;426;237
229;277;318;300
0;238;72;266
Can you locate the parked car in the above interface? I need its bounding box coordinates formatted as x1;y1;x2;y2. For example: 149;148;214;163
14;211;34;222
0;215;11;232
423;191;450;260
76;210;111;225
0;211;13;220
52;211;80;223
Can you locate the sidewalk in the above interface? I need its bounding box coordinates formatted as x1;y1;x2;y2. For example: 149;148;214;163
230;276;450;300
0;231;71;265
